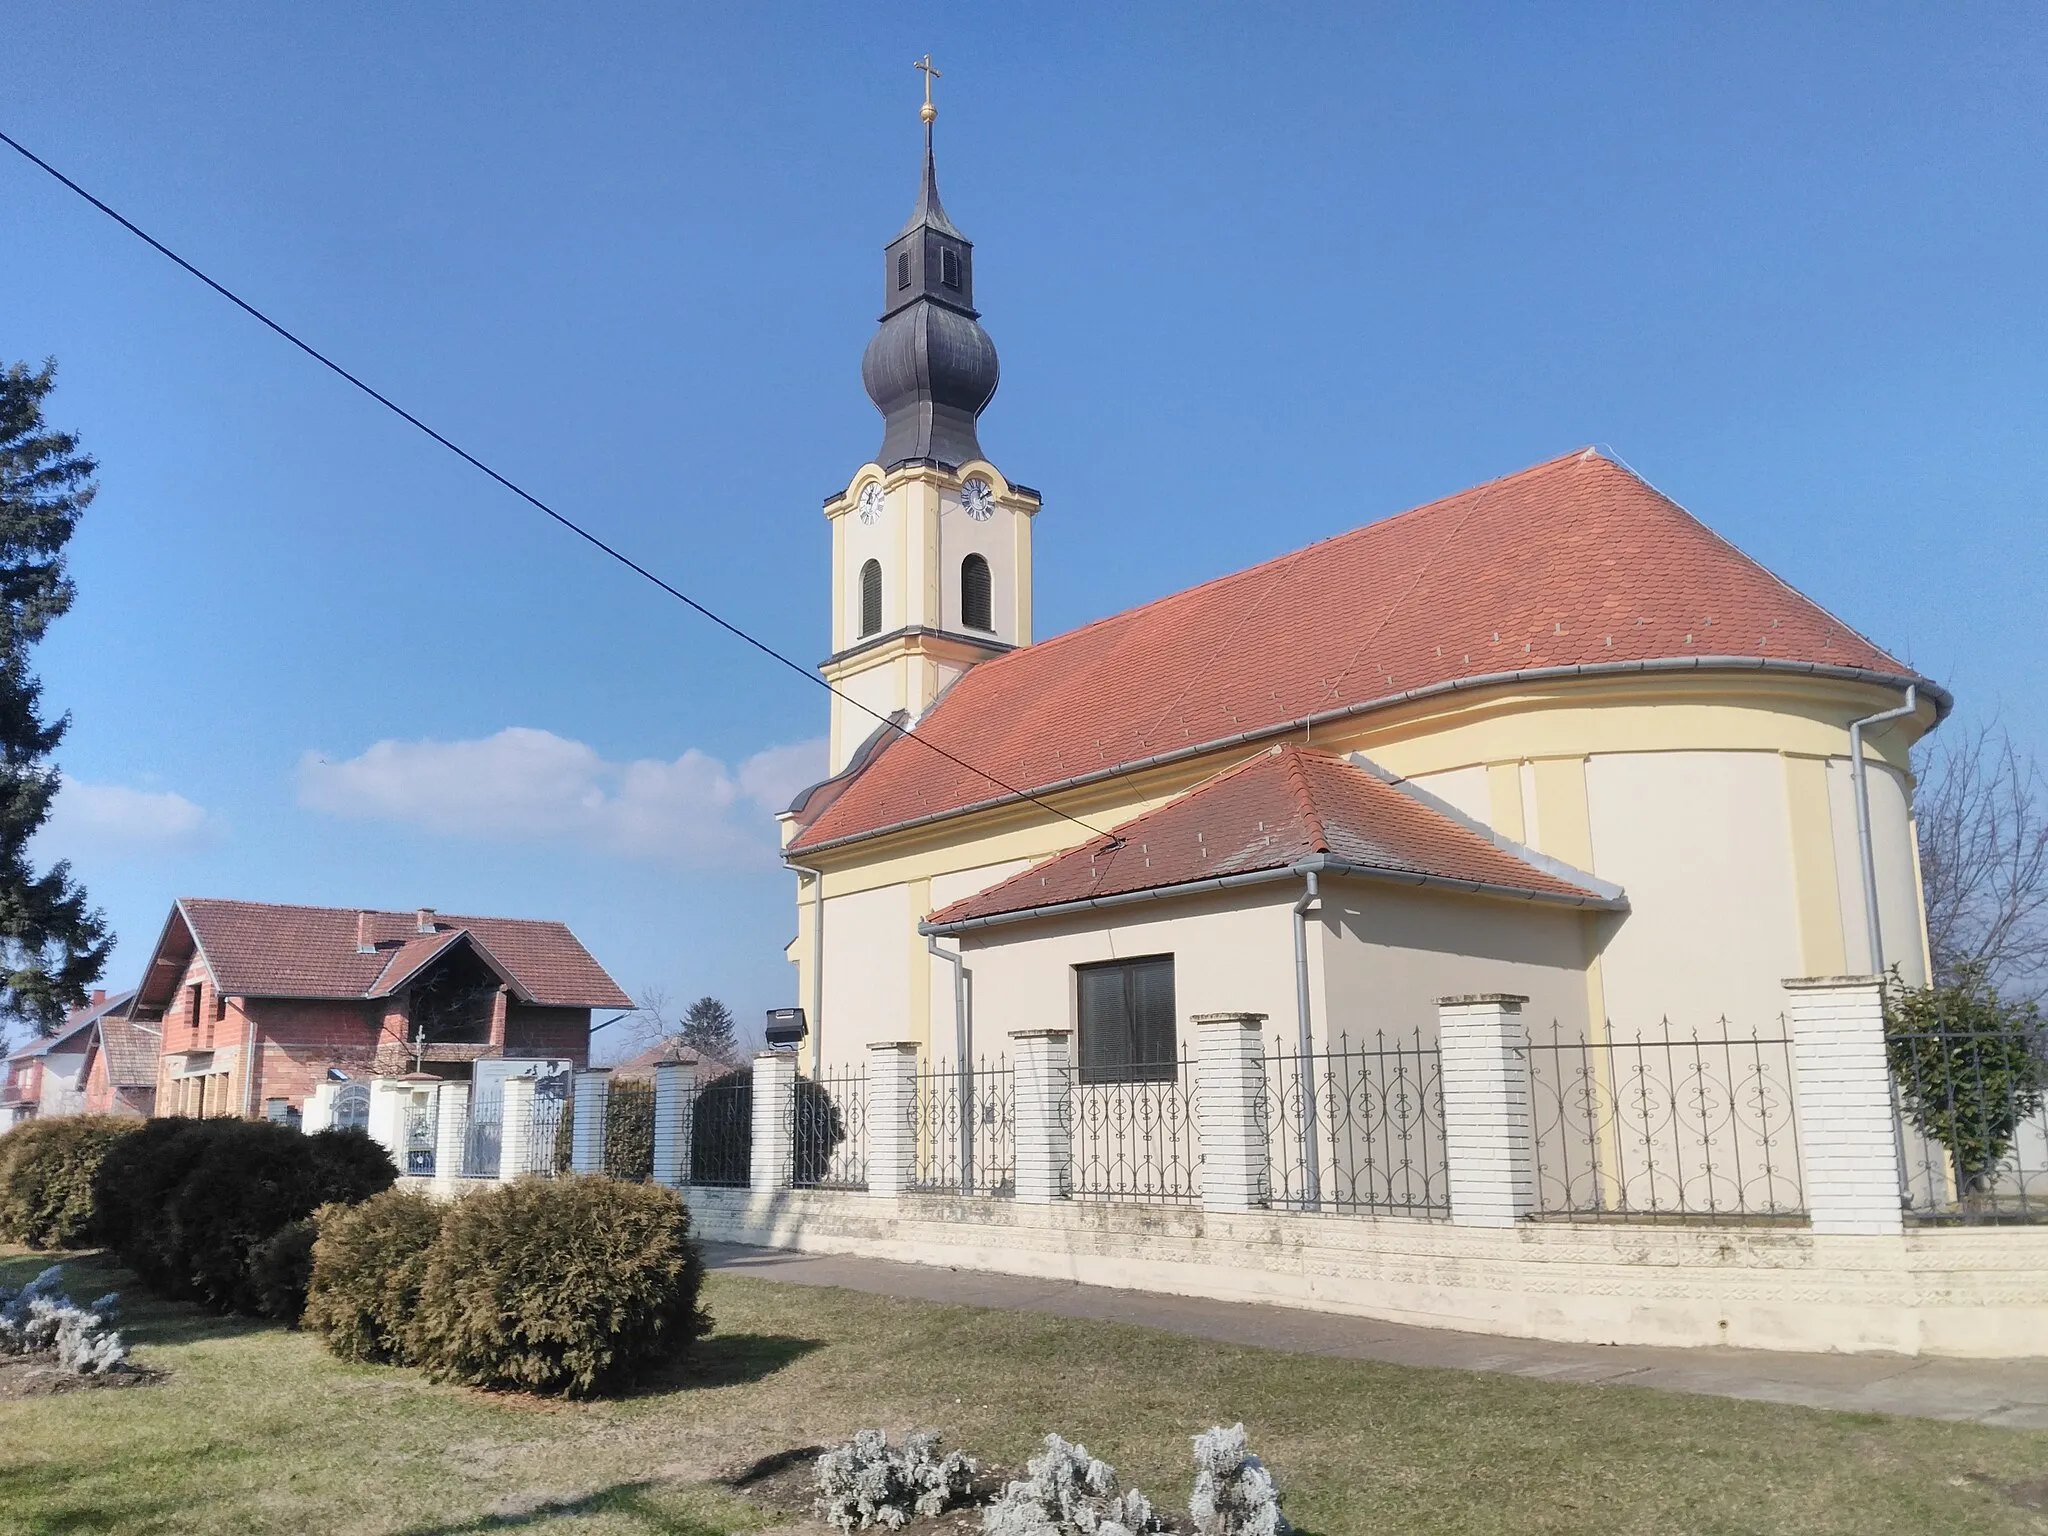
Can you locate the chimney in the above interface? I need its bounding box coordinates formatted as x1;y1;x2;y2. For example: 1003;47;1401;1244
417;907;438;935
356;911;376;954
90;989;105;1006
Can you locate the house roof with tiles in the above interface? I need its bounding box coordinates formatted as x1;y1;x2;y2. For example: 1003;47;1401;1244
93;1015;161;1089
924;744;1614;933
794;449;1940;855
130;900;631;1013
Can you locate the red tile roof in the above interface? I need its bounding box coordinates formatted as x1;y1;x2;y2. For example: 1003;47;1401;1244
795;450;1929;853
146;900;631;1010
924;745;1606;931
94;1017;161;1090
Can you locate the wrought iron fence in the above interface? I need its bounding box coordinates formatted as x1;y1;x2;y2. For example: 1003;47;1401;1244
401;1091;438;1177
1066;1047;1201;1204
1265;1028;1449;1217
795;1064;868;1189
691;1069;752;1188
524;1073;571;1176
911;1056;1015;1195
1525;1018;1805;1221
605;1079;656;1181
1890;1017;2048;1223
463;1092;502;1179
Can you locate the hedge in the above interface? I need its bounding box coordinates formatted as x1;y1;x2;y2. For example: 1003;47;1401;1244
409;1175;709;1396
94;1119;397;1315
0;1115;144;1248
302;1188;445;1362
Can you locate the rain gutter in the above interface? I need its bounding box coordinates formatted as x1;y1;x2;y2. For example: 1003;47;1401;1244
799;658;1949;858
918;851;1626;938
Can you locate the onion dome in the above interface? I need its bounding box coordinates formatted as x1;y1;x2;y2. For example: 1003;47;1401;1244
861;111;1000;469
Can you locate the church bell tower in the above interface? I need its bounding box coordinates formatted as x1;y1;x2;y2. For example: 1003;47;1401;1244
820;61;1039;775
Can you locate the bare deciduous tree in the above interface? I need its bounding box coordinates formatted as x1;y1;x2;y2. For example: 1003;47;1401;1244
1915;722;2048;999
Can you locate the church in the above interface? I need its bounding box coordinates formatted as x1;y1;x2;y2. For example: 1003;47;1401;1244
777;93;1942;1080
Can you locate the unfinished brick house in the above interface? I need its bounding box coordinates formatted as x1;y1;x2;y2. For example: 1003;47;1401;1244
126;899;631;1122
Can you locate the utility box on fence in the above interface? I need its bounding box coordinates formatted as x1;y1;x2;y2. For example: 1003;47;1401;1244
764;1008;808;1053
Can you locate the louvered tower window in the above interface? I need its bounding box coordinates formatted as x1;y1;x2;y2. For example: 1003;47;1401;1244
961;553;992;632
859;559;883;638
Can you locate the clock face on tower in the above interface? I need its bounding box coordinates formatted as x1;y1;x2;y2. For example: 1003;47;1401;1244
857;483;884;525
961;477;995;521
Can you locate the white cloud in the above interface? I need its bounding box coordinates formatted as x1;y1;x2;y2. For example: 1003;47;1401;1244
297;727;827;868
36;780;213;861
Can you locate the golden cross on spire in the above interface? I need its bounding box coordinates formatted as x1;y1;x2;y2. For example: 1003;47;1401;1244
914;54;940;123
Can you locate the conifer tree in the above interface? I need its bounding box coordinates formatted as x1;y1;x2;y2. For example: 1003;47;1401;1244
678;995;738;1062
0;360;110;1035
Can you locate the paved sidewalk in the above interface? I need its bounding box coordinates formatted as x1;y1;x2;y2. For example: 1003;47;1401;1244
702;1241;2048;1430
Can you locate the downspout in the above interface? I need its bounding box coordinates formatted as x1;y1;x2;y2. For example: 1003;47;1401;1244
239;998;257;1118
1292;869;1321;1208
788;863;826;1076
1849;685;1918;978
926;935;973;1193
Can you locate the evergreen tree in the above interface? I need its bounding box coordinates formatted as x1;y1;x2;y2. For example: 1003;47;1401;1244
0;361;110;1035
678;995;738;1062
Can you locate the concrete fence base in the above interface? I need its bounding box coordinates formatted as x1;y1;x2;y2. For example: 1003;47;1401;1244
679;1185;2048;1359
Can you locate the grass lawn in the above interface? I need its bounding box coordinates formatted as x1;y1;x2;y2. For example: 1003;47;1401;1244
4;1246;2048;1535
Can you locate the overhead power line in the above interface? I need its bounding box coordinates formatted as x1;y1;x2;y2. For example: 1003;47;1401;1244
0;128;1118;847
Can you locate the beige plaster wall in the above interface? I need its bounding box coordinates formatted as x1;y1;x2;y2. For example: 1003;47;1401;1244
1314;882;1593;1044
818;882;913;1062
1583;750;1806;1032
688;1187;2048;1358
1825;757;1927;982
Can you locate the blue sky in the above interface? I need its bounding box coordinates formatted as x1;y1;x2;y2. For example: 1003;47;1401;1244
6;6;2043;1054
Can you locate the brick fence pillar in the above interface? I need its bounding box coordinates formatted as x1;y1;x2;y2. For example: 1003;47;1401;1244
1010;1029;1072;1204
1783;975;1905;1235
1437;993;1535;1227
1193;1013;1269;1211
750;1052;797;1192
366;1079;409;1170
570;1069;611;1176
433;1080;470;1190
652;1060;697;1188
499;1074;535;1184
866;1042;920;1198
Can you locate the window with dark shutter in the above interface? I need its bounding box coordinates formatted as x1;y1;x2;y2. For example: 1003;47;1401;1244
1075;955;1177;1083
941;248;961;288
859;559;883;638
961;553;992;631
897;250;911;290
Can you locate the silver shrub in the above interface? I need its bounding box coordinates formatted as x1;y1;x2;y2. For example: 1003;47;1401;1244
815;1428;978;1531
1188;1425;1288;1536
0;1266;128;1374
982;1433;1159;1536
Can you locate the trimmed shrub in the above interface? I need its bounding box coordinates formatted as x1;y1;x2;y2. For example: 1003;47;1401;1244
0;1115;143;1248
251;1218;318;1323
307;1128;399;1203
303;1188;444;1363
94;1117;397;1314
551;1083;658;1180
410;1175;709;1396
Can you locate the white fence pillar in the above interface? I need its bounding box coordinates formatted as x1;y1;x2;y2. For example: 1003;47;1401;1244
1784;975;1905;1235
301;1082;336;1134
750;1052;797;1192
571;1069;611;1176
1438;993;1535;1227
365;1079;409;1167
1194;1013;1268;1211
866;1042;920;1198
499;1074;535;1184
652;1060;698;1188
1010;1029;1072;1204
433;1081;470;1189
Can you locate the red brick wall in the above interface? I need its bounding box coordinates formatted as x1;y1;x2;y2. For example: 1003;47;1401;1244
506;1006;591;1066
241;998;383;1112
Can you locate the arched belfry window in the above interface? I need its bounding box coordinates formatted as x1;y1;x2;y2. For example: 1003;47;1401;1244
859;559;883;638
961;553;992;632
